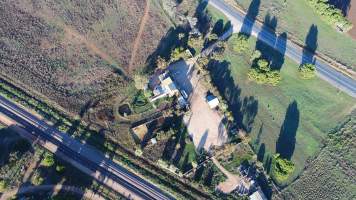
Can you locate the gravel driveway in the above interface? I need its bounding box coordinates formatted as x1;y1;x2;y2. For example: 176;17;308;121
169;60;228;151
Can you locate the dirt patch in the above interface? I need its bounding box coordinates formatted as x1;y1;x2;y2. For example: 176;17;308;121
330;0;356;39
347;0;356;39
128;0;150;72
168;60;228;151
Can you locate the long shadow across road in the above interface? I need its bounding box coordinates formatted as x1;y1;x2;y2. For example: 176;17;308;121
208;0;356;98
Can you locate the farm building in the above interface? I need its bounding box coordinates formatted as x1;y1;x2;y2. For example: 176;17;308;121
206;95;219;109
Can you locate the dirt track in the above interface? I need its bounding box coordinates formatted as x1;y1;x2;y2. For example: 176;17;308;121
128;0;150;72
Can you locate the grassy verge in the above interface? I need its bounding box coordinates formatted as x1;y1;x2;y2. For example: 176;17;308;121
229;0;356;70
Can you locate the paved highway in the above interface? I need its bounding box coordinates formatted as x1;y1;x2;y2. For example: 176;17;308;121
209;0;356;98
0;95;174;200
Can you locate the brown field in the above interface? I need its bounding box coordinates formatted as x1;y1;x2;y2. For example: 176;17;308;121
347;0;356;39
0;0;172;114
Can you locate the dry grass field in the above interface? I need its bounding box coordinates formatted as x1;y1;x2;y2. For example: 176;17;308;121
0;0;172;114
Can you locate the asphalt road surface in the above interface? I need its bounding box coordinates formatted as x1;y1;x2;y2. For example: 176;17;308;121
0;95;173;200
209;0;356;98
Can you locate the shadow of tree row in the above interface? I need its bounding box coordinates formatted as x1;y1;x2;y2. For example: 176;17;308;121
207;59;258;133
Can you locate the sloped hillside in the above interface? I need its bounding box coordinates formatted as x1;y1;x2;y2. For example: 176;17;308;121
0;0;171;113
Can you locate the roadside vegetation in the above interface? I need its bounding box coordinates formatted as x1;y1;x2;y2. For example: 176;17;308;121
306;0;353;32
228;0;356;70
298;63;316;79
0;126;120;199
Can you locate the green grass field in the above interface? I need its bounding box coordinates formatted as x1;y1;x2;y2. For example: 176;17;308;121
233;0;356;70
221;37;354;185
281;112;356;199
207;4;355;186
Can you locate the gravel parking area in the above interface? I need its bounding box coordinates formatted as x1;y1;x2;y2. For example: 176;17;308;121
169;60;228;151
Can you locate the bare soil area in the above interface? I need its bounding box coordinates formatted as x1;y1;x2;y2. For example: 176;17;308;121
168;60;228;151
330;0;356;39
347;0;356;39
0;0;171;114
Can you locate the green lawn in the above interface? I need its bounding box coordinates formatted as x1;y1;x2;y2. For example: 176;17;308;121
232;0;356;70
206;4;355;186
208;34;354;185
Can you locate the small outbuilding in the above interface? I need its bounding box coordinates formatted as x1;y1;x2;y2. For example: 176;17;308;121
206;95;219;109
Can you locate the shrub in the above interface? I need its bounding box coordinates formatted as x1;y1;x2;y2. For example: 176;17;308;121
0;180;7;191
134;74;149;90
170;47;191;62
271;154;295;182
248;59;281;85
231;34;249;53
32;171;44;185
208;33;218;40
41;152;55;167
298;63;316;79
188;35;204;52
56;165;65;173
156;56;168;69
307;0;353;32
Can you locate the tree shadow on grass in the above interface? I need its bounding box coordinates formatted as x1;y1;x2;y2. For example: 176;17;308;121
276;101;299;160
255;13;287;71
207;60;258;133
257;143;265;162
212;19;225;36
328;0;351;16
146;26;187;72
301;24;318;65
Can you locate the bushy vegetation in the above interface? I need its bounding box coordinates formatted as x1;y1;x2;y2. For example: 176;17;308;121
216;143;255;174
231;34;249;53
0;127;33;189
306;0;353;31
248;59;281;86
281;112;356;199
170;47;192;62
271;154;295;183
0;179;7;191
131;90;153;114
298;63;316;79
188;35;205;53
41;152;55;167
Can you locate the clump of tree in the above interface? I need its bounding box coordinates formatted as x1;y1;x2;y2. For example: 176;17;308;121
210;41;227;60
248;59;281;86
307;0;353;32
207;33;218;44
156;56;168;69
298;63;316;79
188;35;204;53
31;171;44;185
231;34;249;53
0;179;7;192
41;152;55;167
271;154;295;182
170;47;192;62
56;164;65;174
